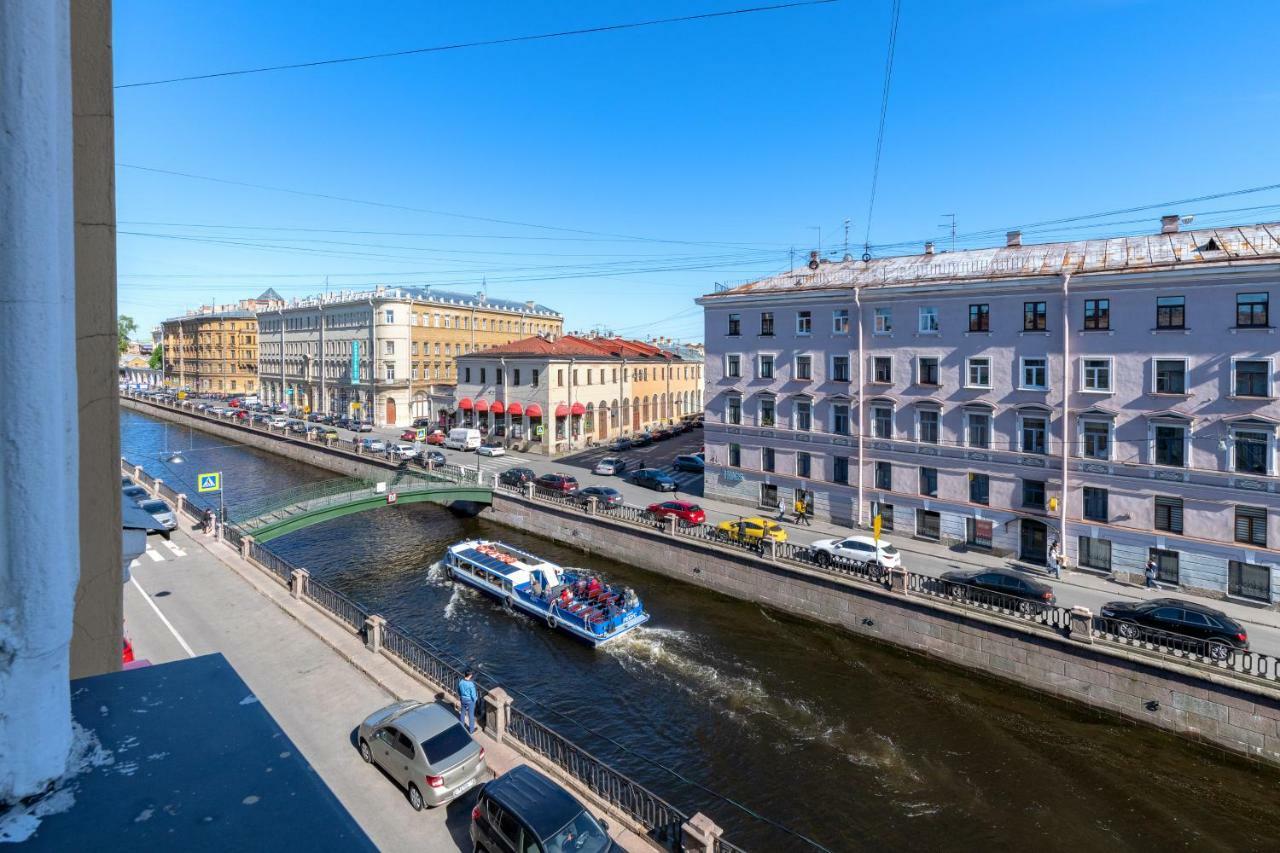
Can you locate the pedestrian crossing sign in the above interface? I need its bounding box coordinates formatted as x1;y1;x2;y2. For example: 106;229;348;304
197;472;222;493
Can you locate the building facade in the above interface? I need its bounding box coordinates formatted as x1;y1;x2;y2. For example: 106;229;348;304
161;290;282;394
454;334;703;455
698;219;1280;604
257;286;561;427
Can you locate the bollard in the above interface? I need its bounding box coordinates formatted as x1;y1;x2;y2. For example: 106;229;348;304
176;493;186;517
664;515;677;535
680;813;724;853
240;534;253;560
762;538;776;560
152;478;164;498
890;567;908;595
482;687;513;743
524;481;535;500
290;568;309;600
1069;606;1094;643
586;496;598;516
364;614;386;654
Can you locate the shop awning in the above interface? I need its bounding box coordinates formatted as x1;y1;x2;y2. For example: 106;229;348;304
555;403;569;417
475;399;489;413
506;402;523;416
490;400;505;415
525;403;543;418
458;398;473;411
570;402;586;416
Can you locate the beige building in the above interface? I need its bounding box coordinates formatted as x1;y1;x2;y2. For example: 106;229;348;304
162;290;282;395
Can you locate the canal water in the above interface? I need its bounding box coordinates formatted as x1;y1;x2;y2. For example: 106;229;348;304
123;409;1280;852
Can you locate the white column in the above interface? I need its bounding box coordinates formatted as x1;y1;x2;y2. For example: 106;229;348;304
0;0;78;803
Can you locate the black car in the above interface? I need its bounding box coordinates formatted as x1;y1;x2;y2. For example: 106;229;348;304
122;485;150;505
471;765;617;853
420;450;447;467
1099;597;1248;660
631;432;654;448
575;486;623;509
412;417;433;428
629;468;676;492
499;467;536;487
651;427;673;441
939;568;1056;612
608;437;633;452
672;454;704;473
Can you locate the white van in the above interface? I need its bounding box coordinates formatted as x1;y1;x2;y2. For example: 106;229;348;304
445;428;482;451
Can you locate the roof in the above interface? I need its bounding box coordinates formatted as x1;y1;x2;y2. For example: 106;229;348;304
257;287;284;301
398;286;560;317
162;308;255;323
394;703;458;742
704;221;1280;299
483;765;584;840
472;334;681;360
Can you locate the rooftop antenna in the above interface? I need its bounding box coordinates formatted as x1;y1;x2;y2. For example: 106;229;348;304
843;218;851;257
789;246;795;270
939;213;957;252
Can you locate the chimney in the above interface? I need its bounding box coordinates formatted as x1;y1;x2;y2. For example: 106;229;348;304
1006;230;1022;248
807;250;819;270
924;241;935;255
1160;214;1180;234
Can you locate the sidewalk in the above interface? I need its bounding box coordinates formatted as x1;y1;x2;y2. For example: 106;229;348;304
124;524;654;852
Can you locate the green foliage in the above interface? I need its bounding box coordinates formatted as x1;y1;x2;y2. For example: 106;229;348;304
149;344;163;370
118;315;137;354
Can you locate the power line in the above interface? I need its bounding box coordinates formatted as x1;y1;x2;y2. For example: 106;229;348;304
116;0;843;90
861;0;903;259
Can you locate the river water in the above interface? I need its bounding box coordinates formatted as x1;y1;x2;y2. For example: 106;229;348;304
123;409;1280;852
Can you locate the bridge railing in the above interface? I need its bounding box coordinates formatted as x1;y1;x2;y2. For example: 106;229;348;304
228;476;376;523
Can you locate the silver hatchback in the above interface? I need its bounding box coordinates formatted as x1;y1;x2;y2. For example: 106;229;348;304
358;700;488;810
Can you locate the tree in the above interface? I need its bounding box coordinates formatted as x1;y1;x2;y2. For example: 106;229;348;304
118;315;137;354
149;344;163;371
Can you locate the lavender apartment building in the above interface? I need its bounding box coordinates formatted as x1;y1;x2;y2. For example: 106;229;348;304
698;218;1280;604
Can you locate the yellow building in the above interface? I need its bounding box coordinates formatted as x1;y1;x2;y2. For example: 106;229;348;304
162;290;282;395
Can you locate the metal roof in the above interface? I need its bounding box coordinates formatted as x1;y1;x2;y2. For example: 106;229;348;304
483;765;585;840
162;308;256;323
705;221;1280;299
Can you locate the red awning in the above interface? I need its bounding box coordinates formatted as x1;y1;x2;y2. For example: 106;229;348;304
506;402;523;416
525;403;542;418
490;400;505;415
458;397;473;411
554;403;569;418
474;399;489;413
570;402;586;416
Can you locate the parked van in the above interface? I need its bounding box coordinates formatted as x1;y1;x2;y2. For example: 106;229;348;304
445;428;482;451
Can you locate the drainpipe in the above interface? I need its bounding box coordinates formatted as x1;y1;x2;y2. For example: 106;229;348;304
855;286;865;527
1060;272;1072;563
567;357;576;451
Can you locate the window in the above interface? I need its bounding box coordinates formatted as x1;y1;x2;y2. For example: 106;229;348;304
831;356;850;382
794;399;812;431
968;303;990;332
832;404;850;435
1235;506;1267;547
966;412;990;448
916;357;940;385
1078;537;1112;571
384;362;395;381
1021;357;1048;391
1229;560;1270;602
728;443;741;467
1083;298;1110;330
1021;416;1047;455
1154;425;1185;467
874;307;893;334
1154;496;1183;534
919;467;938;497
762;447;775;472
1237;292;1269;328
726;355;741;378
917;409;939;444
833;309;849;334
513;368;521;385
531;369;539;387
794;355;812;381
1082;421;1110;459
1083;487;1108;521
556;369;563;386
1156;295;1185;329
1023;301;1047;331
796;311;812;335
384;309;394;323
727;313;741;336
1155;359;1187;394
1149;548;1180;584
969;473;989;505
875;461;891;490
759;398;775;427
1082;358;1112;392
916;509;941;540
966;357;991;388
758;355;774;379
727;396;741;425
464;367;472;383
918;307;939;333
797;451;811;478
833;456;849;484
872;357;891;383
967;518;994;549
760;312;775;336
1234;359;1270;397
1234;430;1269;474
872;405;893;438
872;502;894;530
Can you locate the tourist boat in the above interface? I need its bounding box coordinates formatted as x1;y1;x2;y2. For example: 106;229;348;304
443;540;649;645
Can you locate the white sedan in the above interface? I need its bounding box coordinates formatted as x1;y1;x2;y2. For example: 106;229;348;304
809;535;901;569
477;444;505;457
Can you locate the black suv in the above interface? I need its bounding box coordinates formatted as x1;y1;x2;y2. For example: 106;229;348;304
499;467;536;487
471;765;617;853
1099;597;1248;660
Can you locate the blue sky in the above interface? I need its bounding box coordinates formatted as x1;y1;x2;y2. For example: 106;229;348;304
115;0;1280;341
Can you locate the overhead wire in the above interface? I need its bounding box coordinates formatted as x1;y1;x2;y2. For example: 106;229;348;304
860;0;902;258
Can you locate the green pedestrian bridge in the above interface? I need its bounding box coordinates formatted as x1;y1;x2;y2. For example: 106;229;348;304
227;469;493;542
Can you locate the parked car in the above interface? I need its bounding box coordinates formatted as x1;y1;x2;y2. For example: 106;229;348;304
121;476;134;487
287;420;308;434
446;428;482;451
361;438;388;453
1099;598;1248;660
477;442;506;457
651;427;673;441
576;486;623;509
358;700;488;810
353;420;374;433
270;416;288;428
471;765;616;853
716;517;788;544
608;437;633;452
628;468;676;492
420;450;447;467
499;467;535;487
400;429;419;442
425;430;447;446
321;427;339;441
412;417;434;428
810;535;901;569
631;432;653;448
253;412;273;425
646;500;706;526
593;457;628;476
122;485;150;505
535;473;579;495
137;498;177;539
939;568;1056;612
672;454;704;473
308;413;326;422
391;443;417;460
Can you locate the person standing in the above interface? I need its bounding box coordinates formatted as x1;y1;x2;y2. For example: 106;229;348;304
1047;539;1062;578
1144;556;1159;589
458;669;478;734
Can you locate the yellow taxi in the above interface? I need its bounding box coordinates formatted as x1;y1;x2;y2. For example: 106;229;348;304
715;516;788;543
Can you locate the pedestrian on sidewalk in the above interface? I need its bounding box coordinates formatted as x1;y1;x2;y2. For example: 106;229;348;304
1144;557;1159;589
1048;539;1062;578
458;669;478;734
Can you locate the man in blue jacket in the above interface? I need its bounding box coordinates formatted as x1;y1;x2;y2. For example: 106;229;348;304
458;669;478;734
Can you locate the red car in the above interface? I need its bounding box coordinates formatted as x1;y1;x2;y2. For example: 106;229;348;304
647;500;706;526
535;473;579;494
426;431;447;446
400;429;418;442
